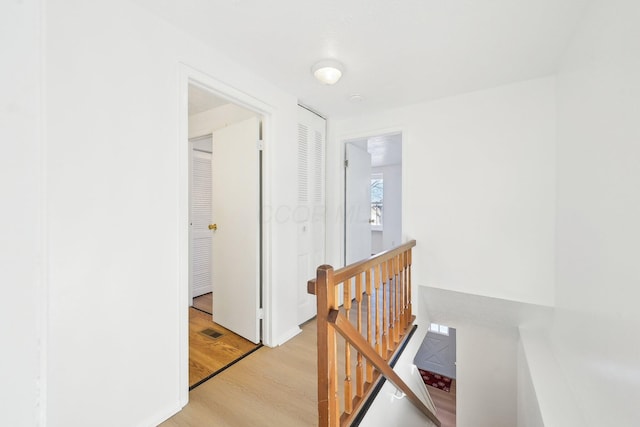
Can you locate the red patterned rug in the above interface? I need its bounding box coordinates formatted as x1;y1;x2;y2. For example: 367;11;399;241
419;369;452;393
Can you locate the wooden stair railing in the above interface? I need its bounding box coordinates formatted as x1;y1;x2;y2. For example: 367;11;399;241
308;240;441;427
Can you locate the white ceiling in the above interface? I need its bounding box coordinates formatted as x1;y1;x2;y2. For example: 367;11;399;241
188;84;229;115
368;133;402;168
135;0;588;119
347;132;402;167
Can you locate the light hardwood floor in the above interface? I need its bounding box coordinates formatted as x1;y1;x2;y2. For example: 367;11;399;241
429;379;457;427
162;320;318;427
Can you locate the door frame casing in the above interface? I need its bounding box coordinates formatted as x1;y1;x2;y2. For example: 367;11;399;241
178;64;274;406
340;128;406;266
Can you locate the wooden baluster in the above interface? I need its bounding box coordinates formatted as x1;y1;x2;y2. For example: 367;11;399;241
403;250;409;328
397;255;402;342
316;265;339;427
393;255;400;344
408;248;413;320
365;268;374;383
400;251;406;331
355;273;364;397
397;253;403;334
344;278;353;414
381;260;389;360
388;257;393;347
387;258;393;349
331;278;340;424
374;264;382;358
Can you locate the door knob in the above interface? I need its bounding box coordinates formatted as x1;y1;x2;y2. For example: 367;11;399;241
208;224;218;231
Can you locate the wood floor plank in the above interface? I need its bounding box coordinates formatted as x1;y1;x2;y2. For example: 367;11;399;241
188;307;260;387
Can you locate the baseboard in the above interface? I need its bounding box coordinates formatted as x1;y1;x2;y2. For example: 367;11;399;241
138;402;183;427
273;326;302;346
192;286;212;298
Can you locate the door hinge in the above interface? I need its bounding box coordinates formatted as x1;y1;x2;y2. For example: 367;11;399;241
257;139;264;151
344;159;349;168
257;308;264;319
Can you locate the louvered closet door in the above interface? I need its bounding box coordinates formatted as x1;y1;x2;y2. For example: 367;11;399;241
190;141;213;300
297;106;326;324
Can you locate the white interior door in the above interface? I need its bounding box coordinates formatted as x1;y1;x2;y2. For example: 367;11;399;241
345;142;372;265
211;116;261;344
189;137;213;303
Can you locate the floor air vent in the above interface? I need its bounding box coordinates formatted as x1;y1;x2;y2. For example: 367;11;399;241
200;328;223;339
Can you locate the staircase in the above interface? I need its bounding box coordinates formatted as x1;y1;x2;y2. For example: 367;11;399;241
308;240;441;427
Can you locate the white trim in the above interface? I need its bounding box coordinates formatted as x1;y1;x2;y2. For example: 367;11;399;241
138;404;184;427
274;326;303;347
370;172;384;231
38;0;48;423
260;116;275;347
177;63;276;407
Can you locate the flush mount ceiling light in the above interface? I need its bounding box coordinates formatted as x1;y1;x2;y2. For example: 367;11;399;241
312;59;344;85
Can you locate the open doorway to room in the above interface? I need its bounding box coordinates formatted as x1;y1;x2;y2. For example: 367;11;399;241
186;82;263;389
344;132;402;265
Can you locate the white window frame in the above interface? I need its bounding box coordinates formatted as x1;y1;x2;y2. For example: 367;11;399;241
370;172;383;231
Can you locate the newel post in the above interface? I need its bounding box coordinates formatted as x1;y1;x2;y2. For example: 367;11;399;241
315;264;339;427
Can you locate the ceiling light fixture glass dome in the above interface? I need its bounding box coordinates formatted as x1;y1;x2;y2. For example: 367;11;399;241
312;59;344;85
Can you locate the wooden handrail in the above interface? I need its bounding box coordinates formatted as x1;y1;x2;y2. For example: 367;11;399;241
307;240;418;296
309;240;441;427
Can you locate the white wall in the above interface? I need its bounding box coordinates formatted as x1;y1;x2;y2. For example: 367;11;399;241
0;1;43;426
45;0;300;425
371;230;383;254
377;163;402;251
416;287;549;427
330;77;557;307
518;328;584;426
553;0;640;424
517;340;545;427
457;324;518;427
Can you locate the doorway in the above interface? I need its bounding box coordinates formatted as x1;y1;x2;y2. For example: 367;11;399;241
185;80;265;389
344;132;403;265
188;82;262;343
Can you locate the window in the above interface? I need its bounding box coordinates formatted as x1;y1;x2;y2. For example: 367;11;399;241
429;323;450;336
370;173;383;229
